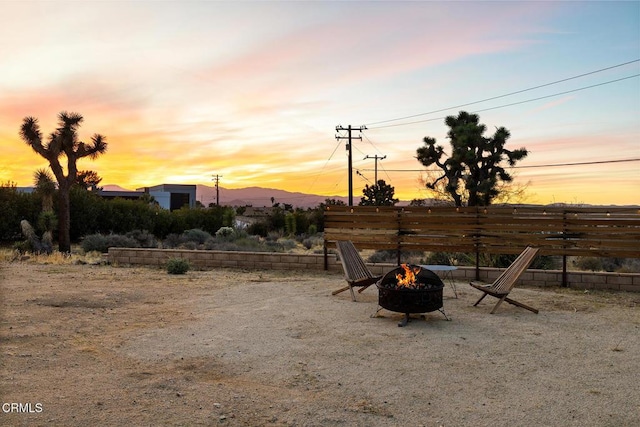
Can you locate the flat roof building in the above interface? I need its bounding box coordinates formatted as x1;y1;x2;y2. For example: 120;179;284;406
136;184;196;211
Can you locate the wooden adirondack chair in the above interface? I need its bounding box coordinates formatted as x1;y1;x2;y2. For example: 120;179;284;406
470;246;540;314
332;241;382;301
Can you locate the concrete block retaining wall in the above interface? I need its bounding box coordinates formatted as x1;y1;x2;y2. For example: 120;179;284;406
108;248;340;272
366;263;640;292
108;248;640;292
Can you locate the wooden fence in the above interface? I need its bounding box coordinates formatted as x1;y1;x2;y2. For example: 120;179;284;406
323;205;640;283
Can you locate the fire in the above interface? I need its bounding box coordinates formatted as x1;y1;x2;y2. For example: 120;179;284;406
395;264;422;288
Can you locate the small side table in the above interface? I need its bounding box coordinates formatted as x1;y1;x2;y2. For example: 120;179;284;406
420;265;458;298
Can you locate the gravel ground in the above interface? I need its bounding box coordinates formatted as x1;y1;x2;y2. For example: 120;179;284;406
1;261;639;426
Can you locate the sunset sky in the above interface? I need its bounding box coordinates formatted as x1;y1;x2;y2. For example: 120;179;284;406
1;1;638;206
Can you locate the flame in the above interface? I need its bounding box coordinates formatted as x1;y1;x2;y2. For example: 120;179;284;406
395;264;422;288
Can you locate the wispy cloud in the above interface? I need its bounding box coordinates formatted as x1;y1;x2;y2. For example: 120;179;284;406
1;1;638;205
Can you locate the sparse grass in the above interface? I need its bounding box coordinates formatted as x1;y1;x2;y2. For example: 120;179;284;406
0;248;106;265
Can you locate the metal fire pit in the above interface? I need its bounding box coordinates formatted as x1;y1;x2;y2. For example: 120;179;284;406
376;265;449;326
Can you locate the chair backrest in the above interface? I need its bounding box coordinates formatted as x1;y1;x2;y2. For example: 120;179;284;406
335;241;374;283
491;246;540;294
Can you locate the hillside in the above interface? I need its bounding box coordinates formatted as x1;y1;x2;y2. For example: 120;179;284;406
197;185;349;208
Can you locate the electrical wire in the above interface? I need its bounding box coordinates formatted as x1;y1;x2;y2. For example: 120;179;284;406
514;158;640;169
368;74;640;129
303;140;346;199
334;61;640;201
361;132;385;157
359;157;640;172
365;59;640;127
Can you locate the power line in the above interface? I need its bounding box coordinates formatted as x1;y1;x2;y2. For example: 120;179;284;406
514;158;640;169
368;74;640;129
359;157;640;172
362;132;385;156
302;140;345;200
377;160;394;184
365;59;640;127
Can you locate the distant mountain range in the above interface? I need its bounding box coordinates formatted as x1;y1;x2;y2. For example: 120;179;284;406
102;184;350;208
197;185;350;208
101;184;637;208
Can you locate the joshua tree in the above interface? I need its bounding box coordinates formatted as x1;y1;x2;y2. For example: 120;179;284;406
20;112;107;252
416;111;528;206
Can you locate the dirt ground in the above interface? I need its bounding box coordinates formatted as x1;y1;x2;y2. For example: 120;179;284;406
1;260;639;426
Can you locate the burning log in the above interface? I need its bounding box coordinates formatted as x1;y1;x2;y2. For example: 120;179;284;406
376;264;449;326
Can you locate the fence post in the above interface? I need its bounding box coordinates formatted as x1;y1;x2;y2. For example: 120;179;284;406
475;206;480;280
323;240;328;271
562;210;568;287
396;207;402;266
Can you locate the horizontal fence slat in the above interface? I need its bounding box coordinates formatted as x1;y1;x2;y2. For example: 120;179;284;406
324;205;640;259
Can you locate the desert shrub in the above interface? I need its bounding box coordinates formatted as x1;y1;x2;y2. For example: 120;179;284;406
425;252;455;265
277;238;297;251
203;237;218;250
265;240;285;251
367;249;425;264
182;228;212;245
302;238;314;250
246;221;269;237
206;241;242;252
215;226;236;241
81;234;109;253
573;257;604;272
126;229;158;248
234;229;250;240
81;233;139;253
399;251;427;264
601;258;625;272
204;234;280;252
531;255;559;270
166;258;190;274
12;240;31;254
571;256;633;272
302;235;323;250
106;234;140;249
236;237;275;251
180;241;198;250
162;233;185;249
307;224;318;236
266;231;282;242
368;250;397;263
618;259;640;273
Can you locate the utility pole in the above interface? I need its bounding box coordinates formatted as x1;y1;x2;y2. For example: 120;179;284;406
212;174;222;206
364;154;386;184
336;125;366;206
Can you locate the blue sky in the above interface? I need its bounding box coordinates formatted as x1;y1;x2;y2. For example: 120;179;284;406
1;1;638;205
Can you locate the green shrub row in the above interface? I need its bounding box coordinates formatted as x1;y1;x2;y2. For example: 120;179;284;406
0;185;235;242
1;185;327;245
